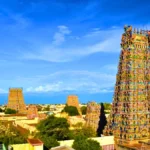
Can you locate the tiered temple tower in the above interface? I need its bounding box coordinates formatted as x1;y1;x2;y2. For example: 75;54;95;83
67;95;82;115
104;26;150;146
85;101;100;131
7;88;26;114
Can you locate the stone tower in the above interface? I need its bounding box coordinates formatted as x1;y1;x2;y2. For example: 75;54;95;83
67;95;82;115
85;101;100;131
7;88;26;114
104;26;150;146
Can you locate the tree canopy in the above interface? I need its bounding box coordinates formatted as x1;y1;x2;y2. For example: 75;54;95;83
72;134;101;150
43;105;50;111
72;125;96;139
36;115;71;141
103;103;112;110
5;108;17;114
0;108;3;112
81;106;87;115
0;122;27;148
38;135;59;149
62;105;79;116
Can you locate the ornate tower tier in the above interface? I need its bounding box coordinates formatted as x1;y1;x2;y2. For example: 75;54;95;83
7;88;27;114
85;101;100;131
104;26;150;145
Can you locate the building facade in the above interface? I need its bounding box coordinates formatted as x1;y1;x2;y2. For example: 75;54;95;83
104;26;150;146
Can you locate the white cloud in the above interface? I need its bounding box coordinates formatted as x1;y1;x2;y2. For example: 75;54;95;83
52;25;71;45
22;26;122;62
25;70;116;93
0;88;7;94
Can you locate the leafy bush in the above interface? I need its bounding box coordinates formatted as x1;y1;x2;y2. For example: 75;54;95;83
36;115;71;140
5;108;17;114
39;135;59;149
62;105;79;116
72;134;102;150
81;106;87;115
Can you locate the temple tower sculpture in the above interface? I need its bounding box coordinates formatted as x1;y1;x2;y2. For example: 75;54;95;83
85;101;100;131
67;95;82;115
27;105;38;119
104;26;150;146
7;88;26;114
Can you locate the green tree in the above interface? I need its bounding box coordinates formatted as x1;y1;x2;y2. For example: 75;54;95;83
43;105;50;111
0;123;27;148
103;103;112;110
72;125;96;138
72;134;89;150
62;105;79;116
72;134;101;150
82;126;96;137
5;108;17;114
38;135;59;149
36;115;71;140
81;106;87;115
87;139;102;150
97;103;107;136
0;108;3;112
37;105;42;111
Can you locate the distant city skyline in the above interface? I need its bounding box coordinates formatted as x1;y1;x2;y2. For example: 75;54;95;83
0;0;150;104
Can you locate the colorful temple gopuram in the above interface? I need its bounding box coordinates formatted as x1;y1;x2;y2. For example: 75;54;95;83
104;26;150;148
7;88;27;114
85;101;100;131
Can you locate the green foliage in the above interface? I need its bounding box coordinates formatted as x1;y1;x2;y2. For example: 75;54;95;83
103;103;112;110
72;134;89;150
37;105;42;111
0;123;27;148
62;105;79;116
72;125;96;138
5;108;17;114
38;135;59;149
72;134;101;150
104;110;110;114
43;105;50;111
81;106;87;115
87;139;102;150
0;135;26;148
36;115;71;140
0;108;3;112
82;126;97;137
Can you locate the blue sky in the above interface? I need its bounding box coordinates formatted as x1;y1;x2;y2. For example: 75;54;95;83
0;0;150;104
